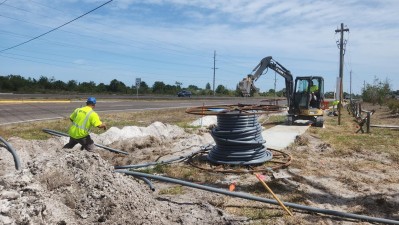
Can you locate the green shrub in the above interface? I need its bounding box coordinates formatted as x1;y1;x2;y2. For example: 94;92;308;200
386;99;399;114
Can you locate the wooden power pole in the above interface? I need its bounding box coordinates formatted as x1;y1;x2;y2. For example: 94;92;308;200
335;23;349;125
212;50;218;96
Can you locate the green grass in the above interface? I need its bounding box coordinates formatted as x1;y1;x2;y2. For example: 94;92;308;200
0;108;199;140
236;208;284;220
138;164;170;174
158;185;185;195
310;110;399;163
0;118;71;140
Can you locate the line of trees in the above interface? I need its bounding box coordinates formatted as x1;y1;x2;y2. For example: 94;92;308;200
0;74;244;96
361;78;392;105
361;77;399;114
9;74;397;100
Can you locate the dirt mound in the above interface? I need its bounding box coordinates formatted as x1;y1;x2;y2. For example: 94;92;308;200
95;122;214;166
98;122;187;145
0;123;243;225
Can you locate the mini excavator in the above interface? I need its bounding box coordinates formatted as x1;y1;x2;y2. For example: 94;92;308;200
238;56;325;127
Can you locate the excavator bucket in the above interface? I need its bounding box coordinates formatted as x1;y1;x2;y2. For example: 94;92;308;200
238;76;255;97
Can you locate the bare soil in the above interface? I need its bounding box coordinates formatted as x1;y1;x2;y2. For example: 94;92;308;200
1;104;398;224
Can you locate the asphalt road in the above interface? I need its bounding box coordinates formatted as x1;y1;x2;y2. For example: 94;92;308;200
0;95;271;125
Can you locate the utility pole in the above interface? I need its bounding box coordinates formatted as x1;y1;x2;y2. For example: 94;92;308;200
274;71;277;100
363;80;366;91
212;50;218;96
335;23;349;125
135;77;141;99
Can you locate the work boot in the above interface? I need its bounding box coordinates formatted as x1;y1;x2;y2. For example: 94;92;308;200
85;143;95;152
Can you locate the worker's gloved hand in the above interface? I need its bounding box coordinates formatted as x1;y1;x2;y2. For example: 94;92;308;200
98;124;107;130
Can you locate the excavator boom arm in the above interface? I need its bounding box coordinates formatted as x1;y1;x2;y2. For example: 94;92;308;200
238;56;294;106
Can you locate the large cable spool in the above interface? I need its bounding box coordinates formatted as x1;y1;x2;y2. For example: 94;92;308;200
207;111;272;165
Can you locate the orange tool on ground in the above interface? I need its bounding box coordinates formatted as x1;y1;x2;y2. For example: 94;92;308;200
255;173;293;216
229;182;236;192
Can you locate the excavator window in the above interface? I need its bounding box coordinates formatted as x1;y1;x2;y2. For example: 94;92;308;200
294;78;324;109
295;79;310;108
295;80;309;92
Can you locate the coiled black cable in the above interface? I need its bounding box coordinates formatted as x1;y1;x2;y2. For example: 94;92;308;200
207;112;272;165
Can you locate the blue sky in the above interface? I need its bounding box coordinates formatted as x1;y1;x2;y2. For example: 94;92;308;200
1;0;398;94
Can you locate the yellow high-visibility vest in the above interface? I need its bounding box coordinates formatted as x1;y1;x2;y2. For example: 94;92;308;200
310;85;319;92
68;106;102;139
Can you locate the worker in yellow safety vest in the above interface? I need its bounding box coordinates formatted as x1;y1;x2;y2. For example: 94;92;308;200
309;82;319;108
330;100;340;116
63;97;107;151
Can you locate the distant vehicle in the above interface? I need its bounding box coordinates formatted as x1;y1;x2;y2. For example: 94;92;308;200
177;90;192;97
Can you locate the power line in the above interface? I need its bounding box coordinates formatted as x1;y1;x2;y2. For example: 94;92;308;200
0;5;212;63
0;0;113;53
19;0;213;59
0;1;223;73
0;29;214;75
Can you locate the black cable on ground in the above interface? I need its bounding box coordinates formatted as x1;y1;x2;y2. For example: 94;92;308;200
134;176;155;191
114;147;209;169
0;136;21;170
116;170;399;225
208;112;272;165
42;129;129;155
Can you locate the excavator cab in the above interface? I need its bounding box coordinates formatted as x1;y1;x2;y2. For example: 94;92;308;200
290;76;324;127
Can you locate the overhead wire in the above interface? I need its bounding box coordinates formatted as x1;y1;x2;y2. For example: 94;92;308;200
98;2;214;59
0;13;215;83
0;27;211;72
3;0;214;60
0;11;209;60
0;30;213;84
1;2;34;14
0;0;114;53
343;30;357;94
0;1;228;88
0;1;245;88
0;53;76;69
0;0;223;62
